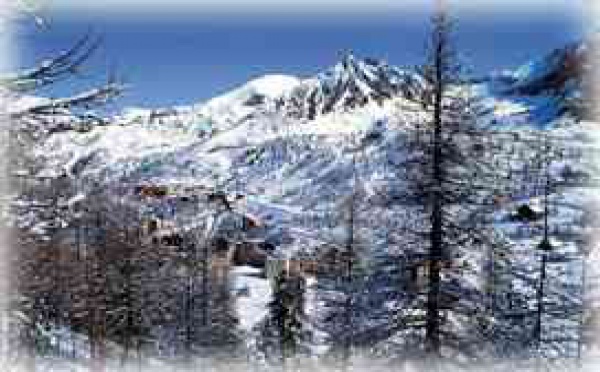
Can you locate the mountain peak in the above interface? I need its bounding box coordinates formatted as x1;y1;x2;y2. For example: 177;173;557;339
283;54;425;119
507;40;587;96
341;52;357;68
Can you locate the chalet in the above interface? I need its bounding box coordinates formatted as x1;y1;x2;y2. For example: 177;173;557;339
241;213;262;230
135;184;169;198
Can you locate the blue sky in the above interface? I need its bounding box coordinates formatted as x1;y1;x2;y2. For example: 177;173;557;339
16;5;585;110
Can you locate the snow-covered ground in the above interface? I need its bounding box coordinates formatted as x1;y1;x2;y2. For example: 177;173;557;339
232;266;271;332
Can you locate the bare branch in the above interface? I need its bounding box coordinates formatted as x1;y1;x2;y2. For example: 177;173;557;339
1;30;102;93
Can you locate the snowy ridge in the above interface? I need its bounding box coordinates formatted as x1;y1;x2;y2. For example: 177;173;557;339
508;41;587;96
283;54;426;119
106;44;587;136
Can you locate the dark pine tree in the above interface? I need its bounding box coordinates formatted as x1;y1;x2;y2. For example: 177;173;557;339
259;268;309;369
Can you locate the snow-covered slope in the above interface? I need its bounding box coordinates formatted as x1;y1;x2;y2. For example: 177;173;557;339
23;45;591;241
198;74;301;126
112;74;300;135
480;40;590;126
202;74;300;111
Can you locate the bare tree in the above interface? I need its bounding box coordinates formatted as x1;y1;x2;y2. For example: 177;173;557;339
3;14;123;369
387;2;514;364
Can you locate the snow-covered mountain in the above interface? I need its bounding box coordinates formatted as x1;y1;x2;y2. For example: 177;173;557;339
281;54;427;119
481;41;590;123
106;42;588;136
505;41;587;96
110;55;427;132
19;42;591;237
113;74;301;134
10;39;598;363
14;44;594;259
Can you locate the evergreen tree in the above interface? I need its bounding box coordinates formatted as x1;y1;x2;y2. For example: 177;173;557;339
386;2;514;364
258;269;309;368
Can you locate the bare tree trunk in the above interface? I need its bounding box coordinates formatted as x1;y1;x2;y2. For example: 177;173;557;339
90;211;106;372
425;7;445;355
